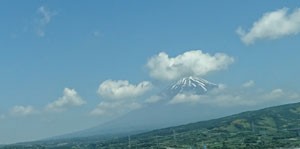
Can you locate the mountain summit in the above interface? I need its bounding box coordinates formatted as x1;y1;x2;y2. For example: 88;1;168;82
164;76;218;98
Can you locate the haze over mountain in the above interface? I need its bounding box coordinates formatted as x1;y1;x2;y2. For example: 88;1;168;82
54;76;291;141
55;76;222;139
4;101;300;148
96;101;300;148
1;0;300;145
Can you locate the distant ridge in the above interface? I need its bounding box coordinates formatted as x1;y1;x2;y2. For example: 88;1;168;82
122;101;300;148
5;102;300;148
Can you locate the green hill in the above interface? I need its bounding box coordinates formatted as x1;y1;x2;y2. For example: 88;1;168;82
3;102;300;148
99;102;300;148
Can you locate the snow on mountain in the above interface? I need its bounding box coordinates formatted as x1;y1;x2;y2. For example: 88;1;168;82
164;76;218;98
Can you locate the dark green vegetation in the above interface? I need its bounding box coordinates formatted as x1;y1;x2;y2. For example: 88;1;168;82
3;102;300;148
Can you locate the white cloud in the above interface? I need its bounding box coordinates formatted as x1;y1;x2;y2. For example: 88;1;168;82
169;93;204;104
94;80;151;116
242;80;255;88
237;8;300;44
262;88;300;101
168;85;299;107
288;93;300;99
10;105;37;116
36;6;57;37
98;80;152;100
90;101;141;116
145;95;163;103
263;88;284;100
146;50;234;81
169;93;255;107
46;88;86;112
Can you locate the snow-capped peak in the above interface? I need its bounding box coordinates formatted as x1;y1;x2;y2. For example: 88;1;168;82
171;76;217;90
165;76;218;98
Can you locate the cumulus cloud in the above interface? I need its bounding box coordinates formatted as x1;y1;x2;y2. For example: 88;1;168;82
237;8;300;44
263;88;284;100
98;80;152;100
168;84;248;106
261;88;299;101
288;93;300;99
92;80;151;116
90;101;141;116
168;86;299;107
242;80;255;88
146;50;234;81
10;105;37;116
145;95;163;103
46;88;86;112
36;6;57;37
169;93;255;107
169;93;205;105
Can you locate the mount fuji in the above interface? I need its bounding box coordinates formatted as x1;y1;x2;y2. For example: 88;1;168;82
51;77;235;141
163;76;218;99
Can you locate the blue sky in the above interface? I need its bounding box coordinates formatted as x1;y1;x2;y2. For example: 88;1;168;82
1;0;300;144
